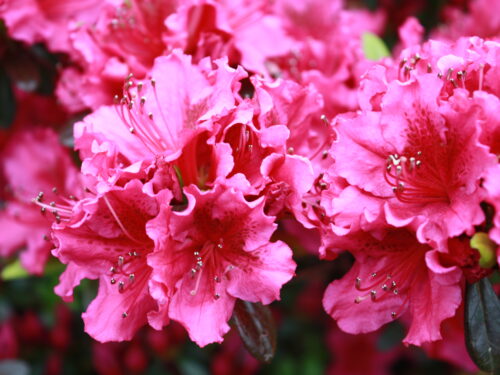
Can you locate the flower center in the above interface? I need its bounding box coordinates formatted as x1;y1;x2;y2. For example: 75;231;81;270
384;151;449;204
187;240;234;301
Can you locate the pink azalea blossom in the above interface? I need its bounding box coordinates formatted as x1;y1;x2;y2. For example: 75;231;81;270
322;227;463;346
267;0;385;116
252;77;331;174
331;74;495;244
435;0;500;41
74;50;246;185
0;128;81;274
57;0;177;111
147;183;296;346
0;0;107;53
164;0;294;73
52;180;170;342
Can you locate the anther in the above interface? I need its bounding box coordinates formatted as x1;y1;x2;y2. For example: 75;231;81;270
217;243;223;249
122;312;128;318
50;202;56;207
393;288;399;295
118;281;125;291
371;272;377;278
320;114;329;125
41;207;46;214
287;147;295;154
118;256;124;266
110;267;116;273
140;97;146;106
214;276;220;282
354;297;362;304
322;150;328;159
370;290;377;301
391;312;397;319
151;78;156;87
43;235;49;241
110;278;116;284
214;293;220;300
129;274;135;282
355;277;361;289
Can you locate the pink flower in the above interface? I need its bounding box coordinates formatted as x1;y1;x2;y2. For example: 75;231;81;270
331;74;495;244
322;227;463;346
147;183;296;346
0;128;81;274
57;0;177;111
0;0;106;53
74;50;246;185
252;77;331;174
267;0;385;116
260;153;314;217
52;180;170;342
164;0;294;73
435;0;500;41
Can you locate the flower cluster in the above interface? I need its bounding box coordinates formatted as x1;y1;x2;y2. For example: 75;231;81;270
1;0;499;370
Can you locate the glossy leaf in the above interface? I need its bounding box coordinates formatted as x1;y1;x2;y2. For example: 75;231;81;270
1;260;29;280
362;32;390;61
231;300;277;363
465;277;500;374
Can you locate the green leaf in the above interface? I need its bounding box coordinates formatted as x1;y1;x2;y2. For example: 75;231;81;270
1;260;29;280
465;277;500;374
231;300;277;364
362;32;391;61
